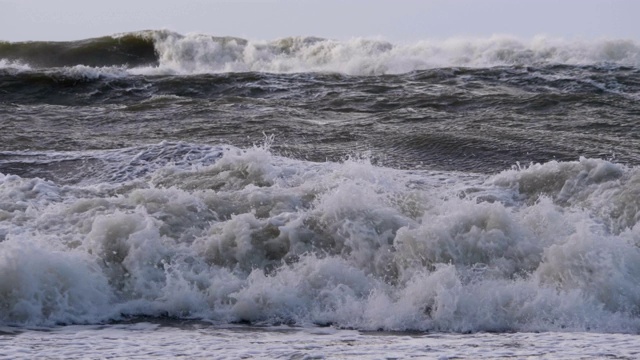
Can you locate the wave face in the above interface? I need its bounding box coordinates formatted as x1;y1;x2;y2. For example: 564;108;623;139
1;30;640;75
0;32;157;68
2;143;640;333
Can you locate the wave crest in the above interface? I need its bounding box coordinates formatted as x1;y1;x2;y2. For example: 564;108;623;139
147;33;640;75
2;30;639;75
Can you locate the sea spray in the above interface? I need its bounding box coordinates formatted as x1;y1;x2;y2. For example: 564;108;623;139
3;31;640;75
1;143;640;333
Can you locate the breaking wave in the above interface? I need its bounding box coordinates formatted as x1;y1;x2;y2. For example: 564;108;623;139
1;30;639;75
2;142;640;333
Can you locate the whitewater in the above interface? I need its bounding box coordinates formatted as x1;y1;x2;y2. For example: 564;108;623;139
1;30;640;358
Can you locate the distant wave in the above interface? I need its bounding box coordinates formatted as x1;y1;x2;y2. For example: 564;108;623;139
1;30;639;75
0;32;157;68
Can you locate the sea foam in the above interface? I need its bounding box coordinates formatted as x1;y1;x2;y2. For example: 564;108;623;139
1;143;640;333
142;32;640;75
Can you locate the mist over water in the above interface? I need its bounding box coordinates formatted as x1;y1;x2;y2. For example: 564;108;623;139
2;31;640;344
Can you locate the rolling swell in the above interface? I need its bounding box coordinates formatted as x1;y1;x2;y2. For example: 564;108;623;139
1;64;639;174
0;33;158;68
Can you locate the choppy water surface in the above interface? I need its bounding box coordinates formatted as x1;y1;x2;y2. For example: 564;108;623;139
2;31;640;358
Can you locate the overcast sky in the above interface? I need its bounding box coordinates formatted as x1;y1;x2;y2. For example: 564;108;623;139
1;0;637;42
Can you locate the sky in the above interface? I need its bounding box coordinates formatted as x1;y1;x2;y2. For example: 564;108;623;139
0;0;638;42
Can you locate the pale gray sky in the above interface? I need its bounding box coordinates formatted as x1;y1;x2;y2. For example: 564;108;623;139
0;0;637;42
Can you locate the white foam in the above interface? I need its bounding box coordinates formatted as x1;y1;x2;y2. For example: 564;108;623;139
0;59;130;79
134;32;640;76
0;59;32;72
53;65;131;79
2;144;640;333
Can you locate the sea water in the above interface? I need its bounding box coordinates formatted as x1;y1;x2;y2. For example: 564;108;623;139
1;31;640;358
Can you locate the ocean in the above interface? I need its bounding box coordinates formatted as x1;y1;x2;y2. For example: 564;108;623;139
1;30;640;359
